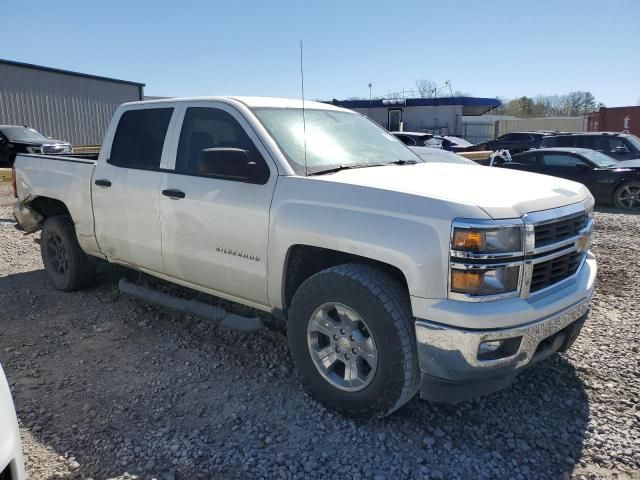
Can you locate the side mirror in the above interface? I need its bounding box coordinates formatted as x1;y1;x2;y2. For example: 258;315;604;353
614;145;629;154
197;148;268;183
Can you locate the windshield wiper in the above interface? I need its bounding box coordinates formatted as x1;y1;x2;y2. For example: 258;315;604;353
307;163;386;176
388;159;419;165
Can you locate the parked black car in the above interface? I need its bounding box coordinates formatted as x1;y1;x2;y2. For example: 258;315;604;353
472;131;556;154
494;147;640;210
432;135;474;153
0;125;71;166
540;132;640;161
391;131;442;148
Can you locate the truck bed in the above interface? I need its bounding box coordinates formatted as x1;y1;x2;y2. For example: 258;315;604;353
13;153;101;256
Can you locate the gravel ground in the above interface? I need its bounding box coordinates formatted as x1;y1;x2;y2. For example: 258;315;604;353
1;181;639;480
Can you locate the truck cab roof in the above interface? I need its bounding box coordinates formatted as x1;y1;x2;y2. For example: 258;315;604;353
122;96;351;112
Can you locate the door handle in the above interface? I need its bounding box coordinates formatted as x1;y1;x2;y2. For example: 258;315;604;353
162;189;186;199
94;179;112;188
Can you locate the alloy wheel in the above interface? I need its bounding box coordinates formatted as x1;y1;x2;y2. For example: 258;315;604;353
306;302;378;392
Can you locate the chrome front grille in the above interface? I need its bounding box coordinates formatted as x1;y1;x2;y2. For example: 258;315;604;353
530;251;582;293
534;213;587;249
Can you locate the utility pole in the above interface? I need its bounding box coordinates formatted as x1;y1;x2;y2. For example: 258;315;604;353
368;83;372;118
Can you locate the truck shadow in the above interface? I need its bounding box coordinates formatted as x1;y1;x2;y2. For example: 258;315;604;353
0;269;589;480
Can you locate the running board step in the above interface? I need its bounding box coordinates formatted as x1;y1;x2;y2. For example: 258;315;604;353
118;279;264;332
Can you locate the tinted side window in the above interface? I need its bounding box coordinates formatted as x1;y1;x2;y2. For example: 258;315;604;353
109;108;173;170
498;134;514;141
512;133;532;141
513;153;537;165
554;136;575;147
395;135;414;146
542;154;579;167
176;107;269;181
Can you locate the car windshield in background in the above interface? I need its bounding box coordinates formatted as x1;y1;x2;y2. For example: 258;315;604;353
626;134;640;150
1;126;48;142
413;149;476;165
445;137;472;146
425;138;442;146
252;108;421;175
580;149;619;168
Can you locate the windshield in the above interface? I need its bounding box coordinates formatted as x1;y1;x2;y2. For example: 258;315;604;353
626;134;640;151
580;149;619;168
425;138;442;146
252;108;421;175
0;126;48;142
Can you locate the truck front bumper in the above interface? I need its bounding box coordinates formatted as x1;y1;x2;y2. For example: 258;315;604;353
413;252;596;403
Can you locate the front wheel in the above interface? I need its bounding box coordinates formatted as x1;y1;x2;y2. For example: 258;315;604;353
41;215;95;291
287;264;419;419
613;181;640;211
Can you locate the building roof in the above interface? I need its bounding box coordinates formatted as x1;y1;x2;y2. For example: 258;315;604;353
327;96;501;116
0;58;145;87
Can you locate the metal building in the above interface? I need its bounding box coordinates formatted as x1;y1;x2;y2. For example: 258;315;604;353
0;59;144;146
329;97;501;136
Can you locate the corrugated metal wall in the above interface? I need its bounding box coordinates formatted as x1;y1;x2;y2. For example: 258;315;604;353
496;117;586;137
0;63;142;145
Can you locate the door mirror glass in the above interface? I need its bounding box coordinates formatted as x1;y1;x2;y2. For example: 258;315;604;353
198;148;266;183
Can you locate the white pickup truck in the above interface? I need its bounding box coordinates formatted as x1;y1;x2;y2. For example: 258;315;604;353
12;97;597;418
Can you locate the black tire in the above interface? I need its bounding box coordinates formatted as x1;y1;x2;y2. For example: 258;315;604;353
613;181;640;211
41;215;95;291
287;264;419;419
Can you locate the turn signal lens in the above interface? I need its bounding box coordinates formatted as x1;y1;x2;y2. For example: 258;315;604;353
451;270;484;291
452;227;521;253
451;266;520;296
453;231;485;251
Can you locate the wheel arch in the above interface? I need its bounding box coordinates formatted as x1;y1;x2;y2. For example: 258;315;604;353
280;244;410;316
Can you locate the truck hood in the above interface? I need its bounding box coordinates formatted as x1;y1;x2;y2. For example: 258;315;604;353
312;163;592;219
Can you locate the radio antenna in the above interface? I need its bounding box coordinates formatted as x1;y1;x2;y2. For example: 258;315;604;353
300;40;308;176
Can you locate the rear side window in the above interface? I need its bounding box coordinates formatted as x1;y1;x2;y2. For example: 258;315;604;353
394;135;414;146
542;153;579;167
513;153;537;165
109;108;173;170
175;107;269;182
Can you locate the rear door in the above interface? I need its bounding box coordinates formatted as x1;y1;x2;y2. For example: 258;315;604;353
92;106;175;274
158;102;277;307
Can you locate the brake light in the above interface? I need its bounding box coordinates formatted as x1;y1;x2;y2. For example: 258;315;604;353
11;167;17;198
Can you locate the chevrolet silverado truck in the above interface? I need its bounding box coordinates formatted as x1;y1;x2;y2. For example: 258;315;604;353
12;97;597;418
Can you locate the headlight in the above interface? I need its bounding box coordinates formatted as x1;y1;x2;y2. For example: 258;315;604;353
451;265;520;296
26;146;42;154
452;226;522;253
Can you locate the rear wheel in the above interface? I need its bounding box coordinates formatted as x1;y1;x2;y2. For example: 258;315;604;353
613;181;640;211
41;216;95;291
287;264;419;419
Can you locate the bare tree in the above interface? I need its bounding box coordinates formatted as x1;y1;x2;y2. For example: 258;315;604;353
415;79;437;98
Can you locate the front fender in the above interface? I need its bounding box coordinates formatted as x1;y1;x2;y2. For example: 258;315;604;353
266;177;488;311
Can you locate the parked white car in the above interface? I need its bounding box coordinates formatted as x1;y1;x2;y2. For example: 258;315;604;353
12;97;597;418
0;364;25;480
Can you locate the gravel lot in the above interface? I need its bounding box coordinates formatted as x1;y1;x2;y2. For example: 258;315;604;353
1;181;639;480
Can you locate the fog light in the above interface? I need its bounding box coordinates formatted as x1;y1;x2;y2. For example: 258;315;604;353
477;337;522;361
479;340;502;354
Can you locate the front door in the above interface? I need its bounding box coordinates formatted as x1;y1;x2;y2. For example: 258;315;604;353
92;106;175;274
388;109;402;131
159;103;277;306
